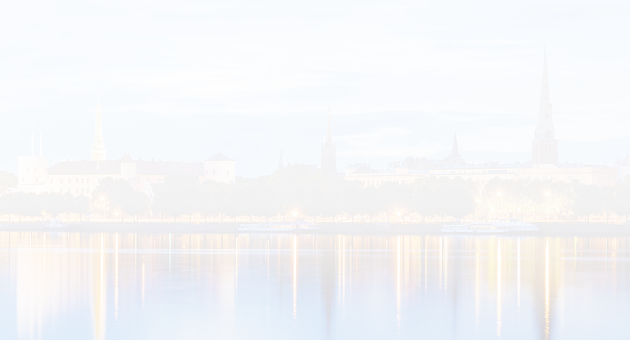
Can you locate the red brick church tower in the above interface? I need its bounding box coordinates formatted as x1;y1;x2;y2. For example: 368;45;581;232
321;109;337;174
532;51;558;164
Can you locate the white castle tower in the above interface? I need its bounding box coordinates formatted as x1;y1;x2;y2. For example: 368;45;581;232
91;102;107;161
17;133;48;194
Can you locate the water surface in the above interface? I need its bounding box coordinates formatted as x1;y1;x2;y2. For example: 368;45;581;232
0;232;628;339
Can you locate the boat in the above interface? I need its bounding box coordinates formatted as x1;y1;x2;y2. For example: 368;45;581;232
442;219;537;233
239;222;319;231
44;219;81;231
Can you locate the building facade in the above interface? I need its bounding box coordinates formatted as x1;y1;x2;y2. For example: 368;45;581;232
16;104;235;196
345;166;428;187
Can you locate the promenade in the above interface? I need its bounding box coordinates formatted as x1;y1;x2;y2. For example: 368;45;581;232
0;222;630;236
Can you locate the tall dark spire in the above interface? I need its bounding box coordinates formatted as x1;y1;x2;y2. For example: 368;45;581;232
325;109;333;146
278;149;284;169
535;49;555;140
451;133;460;158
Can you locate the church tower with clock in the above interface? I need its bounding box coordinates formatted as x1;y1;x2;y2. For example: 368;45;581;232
532;52;558;164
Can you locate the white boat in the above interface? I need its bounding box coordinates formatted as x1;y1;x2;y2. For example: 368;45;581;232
239;222;319;231
442;219;537;233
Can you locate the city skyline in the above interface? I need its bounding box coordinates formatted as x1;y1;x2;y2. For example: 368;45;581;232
2;1;630;177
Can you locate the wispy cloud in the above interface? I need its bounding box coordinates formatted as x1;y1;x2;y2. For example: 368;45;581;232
115;69;334;98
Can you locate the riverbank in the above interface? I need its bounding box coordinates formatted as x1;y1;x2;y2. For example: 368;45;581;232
1;222;629;235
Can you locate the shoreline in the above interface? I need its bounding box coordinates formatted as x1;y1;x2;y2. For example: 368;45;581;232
0;222;629;235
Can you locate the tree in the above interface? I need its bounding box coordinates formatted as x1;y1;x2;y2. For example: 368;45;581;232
176;184;200;222
319;189;341;223
221;189;241;221
613;184;630;222
124;190;149;222
446;186;475;218
431;184;452;221
238;186;260;222
160;174;199;191
339;185;361;222
195;188;212;223
357;185;378;223
302;187;326;216
0;170;16;188
43;192;65;219
387;161;401;169
211;189;227;223
72;194;92;222
573;184;604;222
254;185;278;218
413;184;433;223
600;185;615;224
287;185;308;210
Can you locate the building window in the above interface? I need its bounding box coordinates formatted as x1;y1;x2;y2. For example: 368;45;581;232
68;178;71;184
213;170;216;175
76;178;79;183
227;171;229;175
21;177;24;183
50;179;53;184
87;178;90;183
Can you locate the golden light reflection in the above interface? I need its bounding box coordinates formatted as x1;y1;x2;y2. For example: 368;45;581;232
545;239;550;339
293;234;297;320
497;240;502;338
517;238;521;309
396;236;401;334
475;238;480;329
115;233;119;320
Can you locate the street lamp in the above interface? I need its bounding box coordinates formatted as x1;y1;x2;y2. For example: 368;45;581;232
100;196;105;221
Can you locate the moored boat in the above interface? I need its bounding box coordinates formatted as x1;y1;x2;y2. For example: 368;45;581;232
241;221;319;234
44;219;81;231
442;219;537;233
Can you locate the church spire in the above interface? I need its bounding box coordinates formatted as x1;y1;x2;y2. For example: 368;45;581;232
91;100;107;161
535;49;555;140
278;149;284;169
325;107;333;147
451;132;460;157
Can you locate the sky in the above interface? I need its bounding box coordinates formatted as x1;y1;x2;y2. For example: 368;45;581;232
1;0;629;177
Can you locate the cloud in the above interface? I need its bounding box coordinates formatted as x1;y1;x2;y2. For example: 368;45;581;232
336;127;448;157
115;69;334;98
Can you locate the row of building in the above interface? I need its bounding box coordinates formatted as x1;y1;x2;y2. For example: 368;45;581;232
16;106;236;196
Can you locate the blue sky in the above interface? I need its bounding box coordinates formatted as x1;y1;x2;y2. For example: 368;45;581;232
1;0;629;177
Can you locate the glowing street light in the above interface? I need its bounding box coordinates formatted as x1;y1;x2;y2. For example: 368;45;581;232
292;211;298;217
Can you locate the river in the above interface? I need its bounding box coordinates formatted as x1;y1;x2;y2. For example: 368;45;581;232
0;232;627;339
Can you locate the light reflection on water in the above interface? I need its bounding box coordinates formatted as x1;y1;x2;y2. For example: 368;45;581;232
0;232;629;339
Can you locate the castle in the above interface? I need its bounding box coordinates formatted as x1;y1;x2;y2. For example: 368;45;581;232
16;104;235;196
